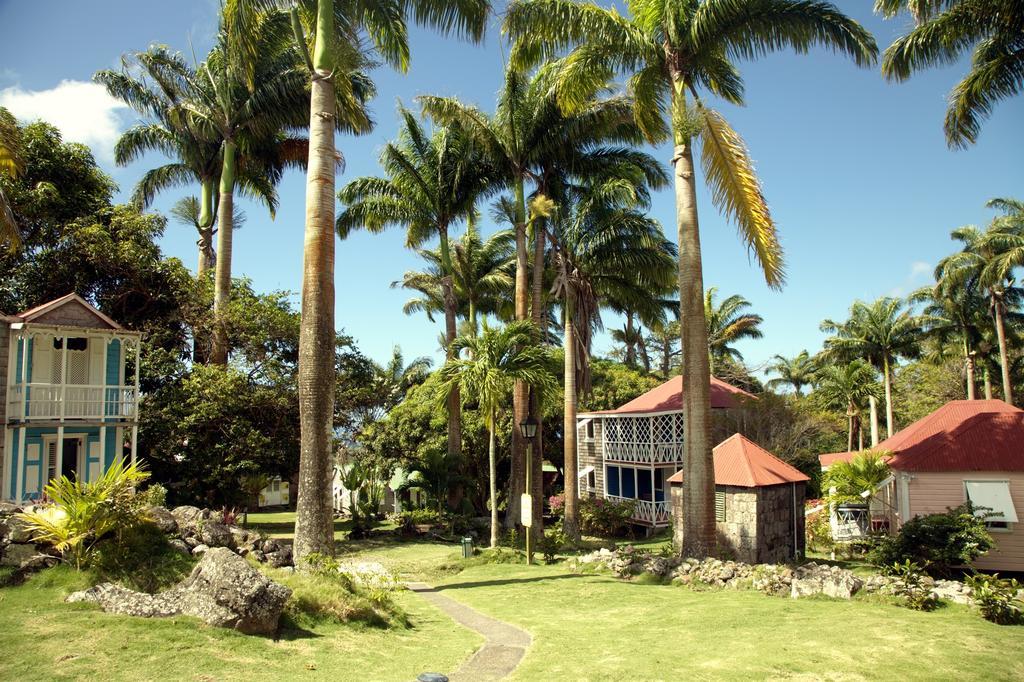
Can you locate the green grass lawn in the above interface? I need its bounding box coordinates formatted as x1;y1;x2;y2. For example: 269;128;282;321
4;515;1022;681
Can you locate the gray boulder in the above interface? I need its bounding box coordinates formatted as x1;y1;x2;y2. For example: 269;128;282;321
200;522;235;549
67;547;291;635
169;539;191;556
146;506;179;535
192;544;210;555
1;542;49;570
171;506;207;534
1;515;34;543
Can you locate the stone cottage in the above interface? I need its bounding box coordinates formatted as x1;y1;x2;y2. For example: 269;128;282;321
669;434;808;563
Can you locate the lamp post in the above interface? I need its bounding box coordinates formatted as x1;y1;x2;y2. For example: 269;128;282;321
519;415;539;565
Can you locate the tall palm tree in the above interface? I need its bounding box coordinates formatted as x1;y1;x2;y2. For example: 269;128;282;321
505;0;876;557
549;179;676;539
392;222;514;334
0;107;23;251
647;319;681;378
878;0;1024;148
936;213;1024;405
704;288;763;374
421;67;665;531
367;346;432;421
95;46;287;281
169;196;248;276
289;0;489;562
822;297;924;438
338;111;499;473
436;320;556;547
766;350;817;396
814;359;883;452
912;281;991;400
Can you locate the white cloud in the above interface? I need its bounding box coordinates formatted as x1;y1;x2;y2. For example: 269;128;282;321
0;80;128;161
888;260;934;297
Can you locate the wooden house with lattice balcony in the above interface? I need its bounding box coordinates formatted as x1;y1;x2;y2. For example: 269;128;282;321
576;375;755;528
1;294;142;502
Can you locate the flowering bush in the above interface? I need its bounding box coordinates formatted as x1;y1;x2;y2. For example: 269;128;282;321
579;497;636;537
548;493;565;516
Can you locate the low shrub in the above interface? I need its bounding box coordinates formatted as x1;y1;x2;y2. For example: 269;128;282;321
965;574;1024;625
805;506;834;553
538;521;569;563
89;522;194;593
868;504;993;577
285;554;408;629
548;493;565;517
138;483;167;508
885;560;940;611
579;497;636;537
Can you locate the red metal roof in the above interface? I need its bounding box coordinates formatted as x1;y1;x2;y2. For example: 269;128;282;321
581;375;755;416
667;433;810;488
818;400;1024;472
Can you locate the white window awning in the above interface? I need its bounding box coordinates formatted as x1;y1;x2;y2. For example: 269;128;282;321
965;480;1019;523
578;465;595;479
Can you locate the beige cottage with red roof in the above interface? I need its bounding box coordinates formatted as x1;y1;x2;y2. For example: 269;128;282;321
668;434;809;563
575;375;755;528
820;399;1024;572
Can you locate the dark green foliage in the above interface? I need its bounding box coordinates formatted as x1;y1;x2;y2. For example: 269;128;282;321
869;504;994;577
580;359;661;412
965;574;1024;625
579;497;636;537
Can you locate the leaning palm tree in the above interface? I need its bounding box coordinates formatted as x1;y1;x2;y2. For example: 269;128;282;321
550;180;677;540
766;350;817;396
338;111;499;471
704;288;763;374
436;320;556;548
935;214;1024;405
289;0;489;562
814;360;883;452
821;297;923;439
505;0;876;557
878;0;1024;148
0;107;23;251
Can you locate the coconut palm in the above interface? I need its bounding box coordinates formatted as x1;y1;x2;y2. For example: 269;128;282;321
505;0;876;557
0;107;23;251
289;0;489;562
766;350;817;396
370;346;433;420
550;183;676;539
436;320;556;547
814;360;883;452
822;297;923;439
878;0;1024;148
392;222;515;334
421;67;665;531
338;112;500;472
935;213;1024;405
704;288;763;374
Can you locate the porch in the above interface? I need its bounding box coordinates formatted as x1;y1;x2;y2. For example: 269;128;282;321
605;463;676;527
601;412;685;465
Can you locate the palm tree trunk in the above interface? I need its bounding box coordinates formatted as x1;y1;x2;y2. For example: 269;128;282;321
563;304;580;541
529;222;546;534
210;140;236;366
673;111;715;558
294;0;338;563
869;395;879;447
993;297;1013;404
847;405;855;452
985;367;993;399
488;412;498;548
882;354;894;438
625;312;636;367
507;176;529;530
197;177;216;277
965;347;976;400
438;227;462;502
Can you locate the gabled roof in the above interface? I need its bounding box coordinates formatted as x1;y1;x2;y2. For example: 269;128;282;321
668;433;809;488
11;293;123;330
819;400;1024;472
580;375;755;416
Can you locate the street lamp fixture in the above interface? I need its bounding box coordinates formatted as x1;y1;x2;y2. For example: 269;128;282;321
519;415;539;440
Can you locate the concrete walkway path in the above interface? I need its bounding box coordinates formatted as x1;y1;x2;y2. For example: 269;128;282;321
407;582;531;681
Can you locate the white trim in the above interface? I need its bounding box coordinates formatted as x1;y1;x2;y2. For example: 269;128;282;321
578;409;683;419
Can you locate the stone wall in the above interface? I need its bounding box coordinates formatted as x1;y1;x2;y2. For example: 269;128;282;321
756;483;805;564
671;482;806;563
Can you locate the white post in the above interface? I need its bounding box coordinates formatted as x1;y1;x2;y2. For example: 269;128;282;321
59;333;68;420
20;331;29;420
131;339;140;468
15;426;24;502
100;336;109;420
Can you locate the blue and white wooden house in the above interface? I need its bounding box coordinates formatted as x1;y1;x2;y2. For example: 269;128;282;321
1;293;142;502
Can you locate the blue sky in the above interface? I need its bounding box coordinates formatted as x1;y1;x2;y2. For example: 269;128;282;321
1;0;1021;374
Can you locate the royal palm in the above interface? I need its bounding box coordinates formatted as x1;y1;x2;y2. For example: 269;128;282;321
766;350;817;396
506;0;876;556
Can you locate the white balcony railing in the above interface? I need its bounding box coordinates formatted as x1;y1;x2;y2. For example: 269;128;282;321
608;495;671;526
7;383;139;421
602;413;685;464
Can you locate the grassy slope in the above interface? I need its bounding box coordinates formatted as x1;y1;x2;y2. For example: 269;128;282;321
0;565;480;681
433;562;1024;682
